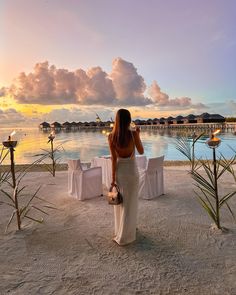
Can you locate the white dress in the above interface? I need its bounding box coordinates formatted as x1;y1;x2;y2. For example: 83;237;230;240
113;156;139;245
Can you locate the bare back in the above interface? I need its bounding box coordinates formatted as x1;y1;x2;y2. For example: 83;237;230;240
109;130;144;158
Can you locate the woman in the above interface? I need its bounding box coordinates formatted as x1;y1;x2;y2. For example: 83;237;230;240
108;109;144;245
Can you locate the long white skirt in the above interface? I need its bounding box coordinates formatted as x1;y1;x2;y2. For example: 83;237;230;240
113;157;139;245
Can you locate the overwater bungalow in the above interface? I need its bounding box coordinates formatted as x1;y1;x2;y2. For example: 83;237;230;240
71;122;78;130
39;122;50;130
134;119;142;125
159;117;166;125
89;121;97;127
153;118;160;125
208;114;225;123
146;119;153;125
186;114;197;124
62;122;72;130
50;122;62;130
175;115;184;124
167;116;174;125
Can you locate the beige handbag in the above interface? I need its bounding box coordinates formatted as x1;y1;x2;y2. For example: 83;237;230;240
107;184;123;205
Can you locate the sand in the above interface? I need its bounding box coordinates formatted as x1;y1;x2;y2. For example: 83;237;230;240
0;166;236;295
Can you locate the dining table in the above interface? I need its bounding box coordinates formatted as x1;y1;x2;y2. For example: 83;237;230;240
91;155;147;189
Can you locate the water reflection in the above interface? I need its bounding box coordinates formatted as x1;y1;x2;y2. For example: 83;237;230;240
0;127;236;164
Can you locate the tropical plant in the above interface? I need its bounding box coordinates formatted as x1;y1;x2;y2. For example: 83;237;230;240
175;132;204;172
191;154;236;229
34;134;64;177
0;145;11;187
0;151;56;232
176;134;236;230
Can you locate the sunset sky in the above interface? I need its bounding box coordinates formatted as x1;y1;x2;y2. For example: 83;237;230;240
1;0;236;126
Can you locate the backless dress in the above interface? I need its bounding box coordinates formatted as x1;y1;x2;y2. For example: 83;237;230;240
113;146;139;245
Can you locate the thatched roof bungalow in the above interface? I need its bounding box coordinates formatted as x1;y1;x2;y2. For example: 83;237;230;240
39;122;50;129
167;116;174;124
159;117;166;125
146;119;153;125
50;122;61;130
153;118;160;125
62;122;72;130
208;114;225;123
174;115;184;124
186;114;197;124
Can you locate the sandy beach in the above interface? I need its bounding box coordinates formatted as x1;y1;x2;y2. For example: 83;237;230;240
0;165;236;295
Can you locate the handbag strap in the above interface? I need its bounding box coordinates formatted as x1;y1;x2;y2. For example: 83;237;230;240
109;184;120;193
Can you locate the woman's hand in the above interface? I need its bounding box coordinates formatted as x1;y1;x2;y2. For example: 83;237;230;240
135;126;141;134
111;181;116;187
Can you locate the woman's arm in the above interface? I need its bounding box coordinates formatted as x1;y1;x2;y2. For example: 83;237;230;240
108;134;117;186
133;127;144;154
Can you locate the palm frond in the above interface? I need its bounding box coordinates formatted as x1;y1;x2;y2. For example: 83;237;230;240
225;201;235;221
219;191;236;207
196;193;217;223
5;210;16;233
24;215;44;223
175;137;192;161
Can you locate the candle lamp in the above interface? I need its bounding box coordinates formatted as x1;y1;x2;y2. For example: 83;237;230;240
3;130;17;149
206;129;221;149
48;131;55;142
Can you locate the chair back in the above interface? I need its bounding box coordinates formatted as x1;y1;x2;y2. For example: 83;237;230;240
147;156;164;173
67;159;83;172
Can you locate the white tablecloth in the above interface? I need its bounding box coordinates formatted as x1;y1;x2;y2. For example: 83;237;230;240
91;155;147;189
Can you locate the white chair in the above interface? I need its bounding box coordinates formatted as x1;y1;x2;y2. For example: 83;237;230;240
138;156;164;199
68;159;102;200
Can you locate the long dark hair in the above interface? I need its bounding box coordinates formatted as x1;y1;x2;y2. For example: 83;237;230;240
111;109;132;148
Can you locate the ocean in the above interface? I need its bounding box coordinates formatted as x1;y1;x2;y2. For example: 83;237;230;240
0;127;236;165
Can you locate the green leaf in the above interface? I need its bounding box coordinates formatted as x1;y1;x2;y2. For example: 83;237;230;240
31;205;49;215
197;194;217;223
191;170;215;195
0;189;14;203
225;201;235;221
5;210;16;233
219;191;236;207
198;187;216;214
24;215;44;223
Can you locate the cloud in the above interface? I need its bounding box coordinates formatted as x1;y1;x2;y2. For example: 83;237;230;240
0;87;7;97
2;59;209;110
9;62;79;105
41;107;115;123
148;81;206;109
0;108;26;125
79;67;116;105
110;57;152;106
6;59;151;106
7;61;116;105
206;101;236;116
228;100;236;112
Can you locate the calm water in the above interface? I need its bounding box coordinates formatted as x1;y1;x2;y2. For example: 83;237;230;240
0;127;236;164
